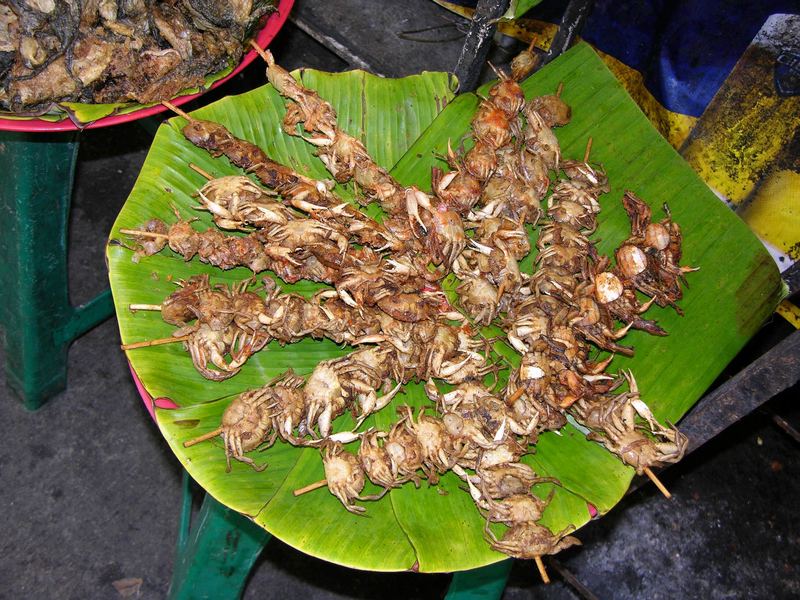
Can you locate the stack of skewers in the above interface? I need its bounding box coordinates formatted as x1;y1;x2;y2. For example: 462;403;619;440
118;42;695;578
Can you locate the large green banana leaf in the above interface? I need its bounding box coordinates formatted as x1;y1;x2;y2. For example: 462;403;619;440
107;42;783;573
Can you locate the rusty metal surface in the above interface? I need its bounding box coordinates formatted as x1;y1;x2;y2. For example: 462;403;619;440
678;329;800;455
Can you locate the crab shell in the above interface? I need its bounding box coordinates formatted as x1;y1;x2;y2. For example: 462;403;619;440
487;521;581;559
322;445;366;513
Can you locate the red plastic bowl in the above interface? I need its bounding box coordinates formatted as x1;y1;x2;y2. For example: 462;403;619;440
0;0;294;132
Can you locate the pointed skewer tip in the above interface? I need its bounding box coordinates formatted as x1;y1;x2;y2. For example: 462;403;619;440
119;228;170;240
129;303;163;312
189;163;214;181
643;466;672;499
506;387;525;405
249;39;270;62
535;556;550;584
121;335;190;351
293;479;328;497
161;100;192;121
184;427;224;448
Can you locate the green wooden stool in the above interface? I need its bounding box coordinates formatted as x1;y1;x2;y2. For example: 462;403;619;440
169;473;513;600
0;131;114;409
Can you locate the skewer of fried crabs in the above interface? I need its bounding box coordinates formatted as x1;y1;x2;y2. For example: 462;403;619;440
162;103;402;256
249;41;471;269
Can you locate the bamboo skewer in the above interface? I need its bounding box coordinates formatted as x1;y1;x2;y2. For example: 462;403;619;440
643;466;671;499
189;163;214;180
249;39;270;62
505;387;525;405
121;335;190;351
162;100;192;121
535;556;550;584
584;137;593;163
119;228;170;239
556;82;564;98
293;479;328;496
129;304;163;312
184;427;224;448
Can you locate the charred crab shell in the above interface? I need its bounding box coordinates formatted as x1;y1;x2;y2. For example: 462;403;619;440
520;364;546;380
644;223;671;251
594;272;624;304
616;245;648;278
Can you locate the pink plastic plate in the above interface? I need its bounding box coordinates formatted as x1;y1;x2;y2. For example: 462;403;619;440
129;363;178;422
0;0;294;132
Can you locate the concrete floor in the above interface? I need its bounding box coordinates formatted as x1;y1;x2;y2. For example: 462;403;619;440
1;3;799;598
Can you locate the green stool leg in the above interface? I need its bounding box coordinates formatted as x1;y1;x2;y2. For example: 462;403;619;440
446;559;513;600
169;472;271;600
0;131;114;409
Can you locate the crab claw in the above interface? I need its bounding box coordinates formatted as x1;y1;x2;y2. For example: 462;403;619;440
493;418;507;442
301;133;333;147
438;355;474;378
610;322;634;340
623;369;639;394
255;206;289;225
313;289;339;300
463;472;484;503
436;170;460;195
582;374;614;382
630;398;660;432
424;380;440;404
507;332;529;354
307;431;363;445
257;304;285;325
586;353;616;374
405;188;428;234
196;191;232;218
440;310;467;322
356;382;403;427
338;288;357;307
290;198;327;213
384;259;413;275
265;246;302;266
469;239;493;255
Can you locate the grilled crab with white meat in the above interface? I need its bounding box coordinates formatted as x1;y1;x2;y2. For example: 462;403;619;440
485;521;581;560
303;347;403;437
195;175;295;231
571;371;687;474
321;442;369;514
218;372;309;471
